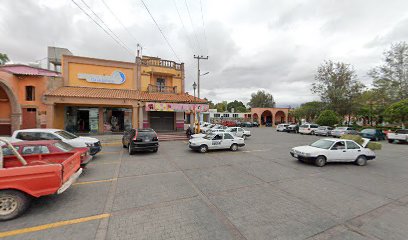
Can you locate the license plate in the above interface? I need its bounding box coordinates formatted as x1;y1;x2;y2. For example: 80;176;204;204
294;154;298;157
145;139;150;142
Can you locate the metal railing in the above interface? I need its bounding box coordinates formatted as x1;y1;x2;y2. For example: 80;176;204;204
147;84;177;94
141;59;182;70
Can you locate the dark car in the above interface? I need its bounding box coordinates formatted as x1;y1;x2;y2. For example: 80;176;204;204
286;124;299;133
359;129;386;141
122;128;159;155
252;122;260;127
241;122;253;127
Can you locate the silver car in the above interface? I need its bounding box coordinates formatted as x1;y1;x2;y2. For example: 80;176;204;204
331;127;358;137
315;126;333;136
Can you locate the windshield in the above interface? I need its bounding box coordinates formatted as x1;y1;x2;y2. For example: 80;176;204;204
310;139;334;149
55;130;78;140
334;127;348;131
318;127;326;130
361;129;375;133
54;141;74;152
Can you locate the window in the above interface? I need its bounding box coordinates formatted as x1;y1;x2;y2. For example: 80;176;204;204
22;146;50;155
25;86;35;101
16;132;40;140
214;114;220;118
223;113;229;117
346;141;360;149
185;113;191;124
2;146;20;156
39;132;60;140
331;141;346;150
232;114;238;118
247;114;251;118
224;133;234;139
213;134;222;140
54;142;74;152
238;128;243;132
156;78;165;92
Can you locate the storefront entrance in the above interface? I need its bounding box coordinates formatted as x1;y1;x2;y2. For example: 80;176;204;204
150;112;174;131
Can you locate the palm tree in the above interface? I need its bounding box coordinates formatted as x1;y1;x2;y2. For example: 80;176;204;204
0;53;10;65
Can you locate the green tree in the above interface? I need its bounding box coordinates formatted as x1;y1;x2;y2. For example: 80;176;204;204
227;100;246;112
0;53;9;65
369;42;408;102
205;98;215;109
247;90;276;108
299;101;326;122
355;90;388;126
214;102;227;112
316;110;340;126
312;60;365;120
383;98;408;128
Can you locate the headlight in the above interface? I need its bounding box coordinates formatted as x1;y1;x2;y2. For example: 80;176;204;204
303;153;311;157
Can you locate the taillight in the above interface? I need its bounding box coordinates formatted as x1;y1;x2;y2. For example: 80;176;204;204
132;130;139;141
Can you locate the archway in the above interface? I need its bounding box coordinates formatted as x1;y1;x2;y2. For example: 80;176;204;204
274;111;286;125
261;110;272;126
252;113;259;123
0;79;21;135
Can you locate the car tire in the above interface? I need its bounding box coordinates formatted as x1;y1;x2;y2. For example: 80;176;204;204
310;131;315;135
0;190;31;221
355;155;367;166
128;144;134;155
152;148;158;153
230;143;238;151
315;156;326;167
199;145;208;153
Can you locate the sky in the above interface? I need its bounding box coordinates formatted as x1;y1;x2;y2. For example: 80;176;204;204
1;0;408;107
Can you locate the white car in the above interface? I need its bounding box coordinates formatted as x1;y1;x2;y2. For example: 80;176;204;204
190;129;226;139
189;132;245;153
11;129;101;155
276;124;289;132
290;138;375;167
299;124;319;135
200;124;215;133
226;127;251;139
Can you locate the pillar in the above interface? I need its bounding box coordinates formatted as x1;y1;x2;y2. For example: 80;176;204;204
98;107;104;134
45;104;54;129
132;106;139;129
138;107;143;128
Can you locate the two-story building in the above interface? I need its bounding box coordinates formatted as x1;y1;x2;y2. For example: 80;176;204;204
44;55;208;133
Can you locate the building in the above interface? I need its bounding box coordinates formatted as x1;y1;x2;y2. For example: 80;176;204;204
208;109;252;123
0;64;61;135
251;107;292;126
43;55;208;133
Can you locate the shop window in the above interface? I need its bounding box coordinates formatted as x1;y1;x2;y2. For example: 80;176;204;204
25;86;35;101
185;113;191;124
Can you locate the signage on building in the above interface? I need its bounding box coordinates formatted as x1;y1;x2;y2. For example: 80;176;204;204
78;70;126;84
145;102;209;112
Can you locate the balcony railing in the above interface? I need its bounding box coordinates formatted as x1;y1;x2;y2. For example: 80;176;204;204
141;59;182;70
148;84;177;94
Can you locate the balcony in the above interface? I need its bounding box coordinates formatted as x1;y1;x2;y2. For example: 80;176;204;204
141;59;182;70
148;84;177;94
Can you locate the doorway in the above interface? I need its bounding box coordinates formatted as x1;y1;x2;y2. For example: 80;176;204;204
150;112;175;131
22;108;37;129
77;110;90;132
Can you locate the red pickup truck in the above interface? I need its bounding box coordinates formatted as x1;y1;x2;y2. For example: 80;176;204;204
0;138;82;221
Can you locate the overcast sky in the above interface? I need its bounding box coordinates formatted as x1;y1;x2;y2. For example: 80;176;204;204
1;0;408;107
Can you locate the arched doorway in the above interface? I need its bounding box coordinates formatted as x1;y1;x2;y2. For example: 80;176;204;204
261;110;272;126
252;113;259;123
0;80;21;135
275;111;286;125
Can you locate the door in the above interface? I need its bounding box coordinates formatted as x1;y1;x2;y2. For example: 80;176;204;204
344;141;362;161
327;141;348;161
22;108;37;129
150;112;175;131
210;134;223;149
236;128;244;137
222;133;235;148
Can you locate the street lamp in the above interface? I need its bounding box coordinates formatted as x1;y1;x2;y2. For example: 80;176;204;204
192;82;198;133
193;82;197;98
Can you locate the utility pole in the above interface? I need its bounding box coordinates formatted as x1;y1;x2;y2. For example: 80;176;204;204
194;55;208;98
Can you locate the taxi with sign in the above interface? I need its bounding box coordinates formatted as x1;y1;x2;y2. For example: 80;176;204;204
188;132;245;153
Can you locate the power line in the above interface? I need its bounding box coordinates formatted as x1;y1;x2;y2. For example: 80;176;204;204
140;0;181;62
184;0;202;54
173;0;197;53
79;0;134;54
100;0;139;47
199;0;208;55
71;0;134;56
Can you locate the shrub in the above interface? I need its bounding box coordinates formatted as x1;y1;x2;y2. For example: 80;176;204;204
316;110;339;126
340;134;382;150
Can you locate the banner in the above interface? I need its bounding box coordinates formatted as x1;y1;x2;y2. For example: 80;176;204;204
145;102;209;112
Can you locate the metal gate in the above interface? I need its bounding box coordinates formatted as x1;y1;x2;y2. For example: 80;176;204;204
149;112;175;131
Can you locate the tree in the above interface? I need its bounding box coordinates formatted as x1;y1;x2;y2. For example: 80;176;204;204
298;101;326;122
0;53;9;65
355;90;388;126
214;101;227;112
205;98;215;109
369;42;408;102
312;60;365;120
247;90;276;108
383;98;408;128
227;100;247;112
316;110;340;126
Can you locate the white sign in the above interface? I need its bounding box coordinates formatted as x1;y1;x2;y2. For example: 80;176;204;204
78;70;126;84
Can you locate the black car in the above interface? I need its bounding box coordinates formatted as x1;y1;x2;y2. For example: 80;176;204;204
252;122;260;127
122;128;159;155
286;124;299;133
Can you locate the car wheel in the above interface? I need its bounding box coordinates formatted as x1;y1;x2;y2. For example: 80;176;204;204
315;156;326;167
0;190;31;221
311;131;315;135
199;145;208;153
230;143;238;151
152;148;158;153
128;144;134;155
355;155;367;166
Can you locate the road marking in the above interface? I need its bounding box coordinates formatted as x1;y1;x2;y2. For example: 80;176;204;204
0;213;110;238
74;178;116;186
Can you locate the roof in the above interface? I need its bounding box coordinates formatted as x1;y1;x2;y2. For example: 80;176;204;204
0;64;61;77
45;86;207;103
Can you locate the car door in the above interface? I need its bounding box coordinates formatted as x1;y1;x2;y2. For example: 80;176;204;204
222;133;235;148
327;141;348;161
236;128;244;137
344;141;362;161
210;134;223;149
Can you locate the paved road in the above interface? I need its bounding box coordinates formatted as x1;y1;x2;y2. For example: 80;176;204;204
1;128;408;240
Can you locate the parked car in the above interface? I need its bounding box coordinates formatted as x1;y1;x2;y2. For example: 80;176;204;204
190;128;226;139
299;124;319;135
359;129;386;141
286;124;299;133
276;124;289;132
252;122;260;127
11;129;101;155
226;127;251;139
241;122;253;127
314;126;333;136
331;127;358;138
188;132;245;153
290;138;375;167
387;129;408;143
0;138;82;220
122;128;159;155
222;121;238;127
1;140;92;166
200;124;215;133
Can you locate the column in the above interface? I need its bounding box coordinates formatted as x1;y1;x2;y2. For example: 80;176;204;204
45;104;54;129
98;107;104;134
138;107;143;128
132;106;139;129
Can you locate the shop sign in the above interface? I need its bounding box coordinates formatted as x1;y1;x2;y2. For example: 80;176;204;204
145;102;209;112
78;70;126;84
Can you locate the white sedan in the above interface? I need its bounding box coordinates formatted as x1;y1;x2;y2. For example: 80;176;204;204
190;129;226;139
290;138;375;167
189;132;245;153
226;127;251;139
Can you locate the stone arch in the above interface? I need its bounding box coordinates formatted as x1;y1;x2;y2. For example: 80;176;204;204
0;79;21;134
252;113;259;122
261;110;273;126
274;110;286;124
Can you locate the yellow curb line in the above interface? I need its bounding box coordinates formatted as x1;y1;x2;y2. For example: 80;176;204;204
0;213;110;238
74;178;117;186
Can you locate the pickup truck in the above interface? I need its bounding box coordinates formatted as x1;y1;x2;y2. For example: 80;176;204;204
387;129;408;143
0;138;82;221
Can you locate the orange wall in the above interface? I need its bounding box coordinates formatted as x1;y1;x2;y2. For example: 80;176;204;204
0;87;11;119
17;76;48;112
67;62;135;89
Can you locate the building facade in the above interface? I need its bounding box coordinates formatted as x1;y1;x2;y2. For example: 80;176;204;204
43;55;207;134
251;107;292;126
0;65;61;135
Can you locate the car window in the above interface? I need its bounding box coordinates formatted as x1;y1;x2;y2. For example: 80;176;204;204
331;141;346;150
310;140;333;149
22;146;48;155
346;141;360;149
311;125;318;128
16;132;40;140
300;125;308;128
396;129;408;134
361;129;375;133
39;132;60;140
55;131;78;140
54;141;74;152
2;146;20;156
213;134;222;140
238;128;243;132
224;133;234;139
